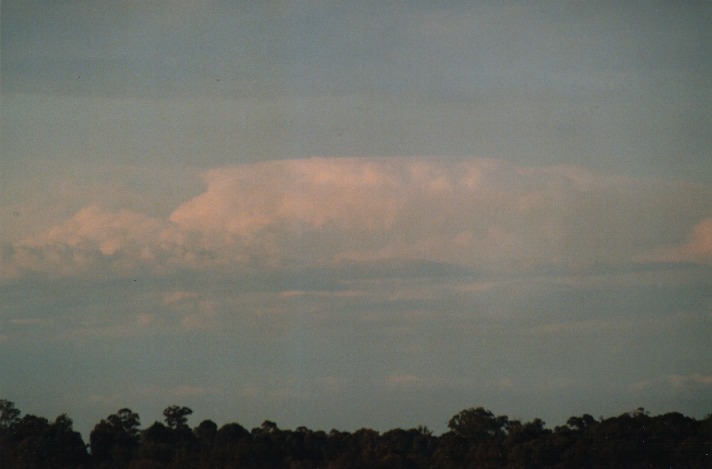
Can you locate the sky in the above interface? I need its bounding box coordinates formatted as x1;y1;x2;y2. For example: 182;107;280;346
1;0;712;439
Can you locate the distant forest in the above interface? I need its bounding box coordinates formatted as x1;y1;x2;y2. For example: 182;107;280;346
1;399;710;468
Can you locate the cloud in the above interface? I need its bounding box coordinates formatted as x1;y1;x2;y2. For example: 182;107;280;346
529;319;617;336
386;373;426;389
632;374;712;393
316;376;350;393
162;290;219;330
239;378;309;402
384;373;515;392
161;158;712;270
4;157;711;280
163;290;201;305
637;217;712;264
667;374;712;390
5;205;176;278
89;385;221;405
138;385;221;399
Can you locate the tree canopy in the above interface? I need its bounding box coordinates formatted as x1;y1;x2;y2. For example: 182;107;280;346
0;400;710;468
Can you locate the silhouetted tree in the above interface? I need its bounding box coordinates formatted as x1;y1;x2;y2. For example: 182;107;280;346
2;413;89;468
209;422;252;468
0;399;22;467
0;399;21;430
431;431;468;468
194;419;217;449
447;407;507;443
506;419;561;468
137;421;174;467
47;414;90;468
380;427;437;468
90;408;141;468
162;405;193;429
2;397;712;468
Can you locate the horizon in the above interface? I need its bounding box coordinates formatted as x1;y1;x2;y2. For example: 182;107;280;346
1;398;709;442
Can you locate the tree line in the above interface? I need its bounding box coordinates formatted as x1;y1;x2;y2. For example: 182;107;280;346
1;399;710;468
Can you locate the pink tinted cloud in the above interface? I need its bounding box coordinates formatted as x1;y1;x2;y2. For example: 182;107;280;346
637;218;712;264
169;158;409;236
18;205;166;255
5;157;710;279
167;157;547;266
5;205;174;278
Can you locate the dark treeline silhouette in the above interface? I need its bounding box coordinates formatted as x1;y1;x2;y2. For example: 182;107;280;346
1;399;710;468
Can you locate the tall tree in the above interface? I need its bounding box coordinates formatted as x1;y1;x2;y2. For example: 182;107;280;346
163;405;193;429
90;408;141;468
0;399;21;429
447;407;508;443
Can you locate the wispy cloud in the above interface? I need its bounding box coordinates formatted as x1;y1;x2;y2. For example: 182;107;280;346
384;372;516;392
89;385;221;405
239;378;310;402
138;385;221;399
529;319;617;336
667;374;712;390
631;374;712;394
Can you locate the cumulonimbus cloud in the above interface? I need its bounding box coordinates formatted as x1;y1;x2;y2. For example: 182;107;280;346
4;157;711;279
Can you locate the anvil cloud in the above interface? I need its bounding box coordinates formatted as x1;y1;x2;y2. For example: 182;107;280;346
6;157;711;281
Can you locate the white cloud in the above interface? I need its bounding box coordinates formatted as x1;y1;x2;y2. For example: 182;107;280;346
4;157;711;280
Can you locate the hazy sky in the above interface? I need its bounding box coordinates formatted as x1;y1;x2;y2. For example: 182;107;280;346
2;1;712;438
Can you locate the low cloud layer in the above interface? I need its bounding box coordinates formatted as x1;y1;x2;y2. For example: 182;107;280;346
4;157;711;280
